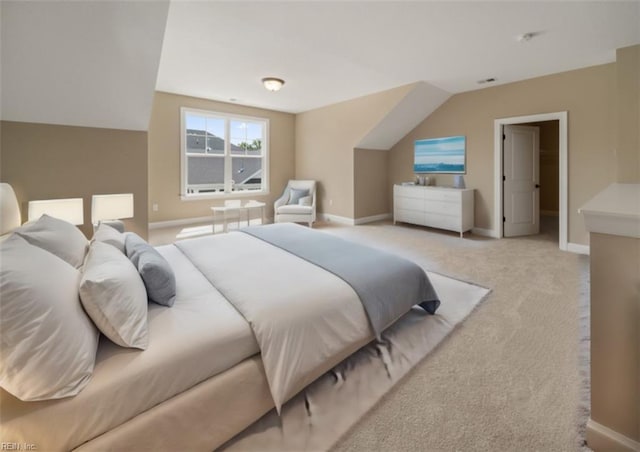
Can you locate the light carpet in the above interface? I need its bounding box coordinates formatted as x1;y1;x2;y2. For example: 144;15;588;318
220;272;490;451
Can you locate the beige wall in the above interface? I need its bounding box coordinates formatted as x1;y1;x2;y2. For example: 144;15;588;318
0;121;148;238
295;84;414;219
148;92;295;223
615;45;640;183
523;121;559;214
389;64;616;245
588;232;639;447
354;148;390;219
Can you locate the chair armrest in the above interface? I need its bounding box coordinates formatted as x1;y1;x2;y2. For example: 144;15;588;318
274;191;289;210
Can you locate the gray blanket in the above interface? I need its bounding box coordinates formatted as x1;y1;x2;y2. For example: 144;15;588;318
241;224;440;336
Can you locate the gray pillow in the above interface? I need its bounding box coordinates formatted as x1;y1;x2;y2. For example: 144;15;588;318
288;188;309;205
125;233;176;307
15;214;88;268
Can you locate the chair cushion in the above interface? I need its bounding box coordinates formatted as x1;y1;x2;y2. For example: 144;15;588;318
277;204;313;215
287;188;309;205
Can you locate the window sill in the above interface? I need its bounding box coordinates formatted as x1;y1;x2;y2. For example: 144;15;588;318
180;190;270;202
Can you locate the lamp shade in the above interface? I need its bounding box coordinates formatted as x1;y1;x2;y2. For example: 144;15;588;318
91;193;134;223
28;198;84;225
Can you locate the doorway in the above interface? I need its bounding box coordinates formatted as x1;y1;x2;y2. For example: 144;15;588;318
493;112;568;251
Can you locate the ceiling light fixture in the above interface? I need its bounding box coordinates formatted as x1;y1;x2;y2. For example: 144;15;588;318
262;77;285;92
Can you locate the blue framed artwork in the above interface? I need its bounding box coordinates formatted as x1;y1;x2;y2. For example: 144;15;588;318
414;135;466;174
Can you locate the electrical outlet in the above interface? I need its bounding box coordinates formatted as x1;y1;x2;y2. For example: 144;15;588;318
329;199;333;206
152;203;159;212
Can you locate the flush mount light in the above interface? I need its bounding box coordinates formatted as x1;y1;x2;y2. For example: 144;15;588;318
262;77;285;92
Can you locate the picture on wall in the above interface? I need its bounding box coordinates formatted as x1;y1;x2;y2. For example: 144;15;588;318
414;135;466;174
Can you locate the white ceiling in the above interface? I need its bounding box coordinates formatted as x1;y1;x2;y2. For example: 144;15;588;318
157;1;640;114
1;1;169;130
1;1;639;131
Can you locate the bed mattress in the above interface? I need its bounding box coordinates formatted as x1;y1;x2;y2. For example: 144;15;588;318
0;245;258;451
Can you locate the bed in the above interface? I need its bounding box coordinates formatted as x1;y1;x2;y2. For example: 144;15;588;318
0;185;440;451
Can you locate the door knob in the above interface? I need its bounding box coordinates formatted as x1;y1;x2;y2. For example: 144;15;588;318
535;184;540;188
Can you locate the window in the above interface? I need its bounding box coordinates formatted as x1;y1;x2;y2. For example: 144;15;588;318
180;108;269;199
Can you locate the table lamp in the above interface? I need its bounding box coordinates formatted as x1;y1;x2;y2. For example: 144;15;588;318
91;193;134;232
28;198;84;225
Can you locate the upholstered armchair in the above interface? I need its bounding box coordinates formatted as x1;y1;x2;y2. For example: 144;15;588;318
274;180;316;227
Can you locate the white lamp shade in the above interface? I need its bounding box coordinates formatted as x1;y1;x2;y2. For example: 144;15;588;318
91;193;134;223
28;198;84;225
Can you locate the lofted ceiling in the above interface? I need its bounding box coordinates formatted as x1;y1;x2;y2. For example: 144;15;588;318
1;1;639;131
157;1;640;113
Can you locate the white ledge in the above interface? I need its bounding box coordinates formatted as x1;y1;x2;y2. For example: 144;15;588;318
579;183;640;238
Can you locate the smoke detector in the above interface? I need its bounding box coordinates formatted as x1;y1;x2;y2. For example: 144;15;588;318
517;32;536;43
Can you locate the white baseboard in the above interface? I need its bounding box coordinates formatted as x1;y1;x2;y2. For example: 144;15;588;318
149;216;212;230
586;418;640;452
354;213;392;225
472;227;499;238
567;242;590;255
150;216;273;230
317;213;356;225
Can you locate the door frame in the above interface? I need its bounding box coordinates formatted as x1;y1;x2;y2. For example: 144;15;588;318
493;111;568;250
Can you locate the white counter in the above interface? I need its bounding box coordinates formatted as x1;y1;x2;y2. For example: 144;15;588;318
579;183;640;238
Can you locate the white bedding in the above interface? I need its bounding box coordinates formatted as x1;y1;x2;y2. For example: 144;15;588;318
1;245;258;451
176;231;375;411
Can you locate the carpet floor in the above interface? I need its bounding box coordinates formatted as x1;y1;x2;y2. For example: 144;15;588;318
320;218;590;452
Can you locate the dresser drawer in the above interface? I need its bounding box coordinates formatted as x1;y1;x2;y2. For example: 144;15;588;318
423;189;462;203
424;199;460;216
396;196;424;211
395;209;425;225
424;213;460;231
395;185;425;199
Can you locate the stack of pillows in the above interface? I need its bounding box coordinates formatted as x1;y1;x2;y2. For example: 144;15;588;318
0;215;176;402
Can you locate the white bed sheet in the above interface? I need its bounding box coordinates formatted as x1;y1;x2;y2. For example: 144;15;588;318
0;245;258;451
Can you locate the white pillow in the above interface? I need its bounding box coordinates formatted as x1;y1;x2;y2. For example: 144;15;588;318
79;241;149;349
0;234;99;401
92;222;125;253
15;214;88;268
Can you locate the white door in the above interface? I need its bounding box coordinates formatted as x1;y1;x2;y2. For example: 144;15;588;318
503;125;540;237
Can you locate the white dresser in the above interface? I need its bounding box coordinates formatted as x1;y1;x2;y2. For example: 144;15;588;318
393;185;474;237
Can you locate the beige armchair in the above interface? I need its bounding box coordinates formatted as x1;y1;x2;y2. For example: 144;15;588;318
274;180;316;227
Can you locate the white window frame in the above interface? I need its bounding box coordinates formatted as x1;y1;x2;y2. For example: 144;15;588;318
180;107;270;200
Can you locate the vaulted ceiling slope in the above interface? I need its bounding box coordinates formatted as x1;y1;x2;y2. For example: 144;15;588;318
357;82;451;151
1;1;170;131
